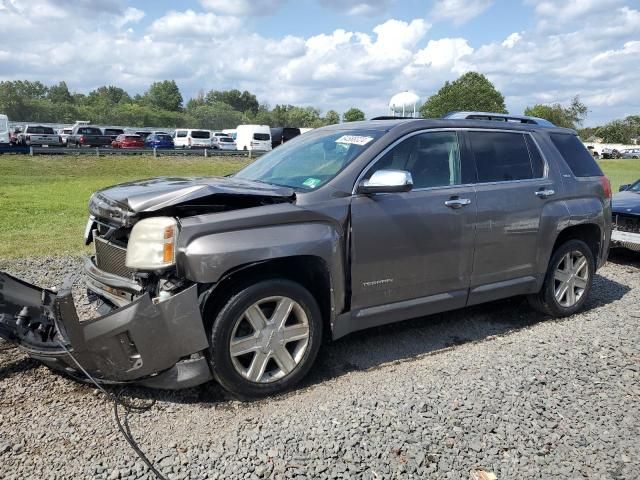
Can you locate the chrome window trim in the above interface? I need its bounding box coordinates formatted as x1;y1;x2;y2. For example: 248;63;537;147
352;127;550;195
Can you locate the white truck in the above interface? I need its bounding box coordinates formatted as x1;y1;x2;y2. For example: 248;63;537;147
235;124;272;151
18;125;63;146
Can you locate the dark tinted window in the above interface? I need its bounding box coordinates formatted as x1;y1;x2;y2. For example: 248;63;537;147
368;131;462;189
254;133;270;141
156;134;172;141
524;135;545;178
191;130;210;139
469;131;539;182
125;135;140;141
79;127;102;135
104;129;124;135
27;126;54;134
549;133;603;177
176;130;187;138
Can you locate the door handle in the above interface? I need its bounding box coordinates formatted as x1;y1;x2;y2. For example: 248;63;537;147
444;198;471;209
535;189;555;198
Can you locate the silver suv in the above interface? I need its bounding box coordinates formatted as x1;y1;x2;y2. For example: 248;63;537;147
0;113;612;397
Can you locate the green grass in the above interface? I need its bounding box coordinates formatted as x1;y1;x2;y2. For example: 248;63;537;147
0;155;248;257
597;159;640;192
0;155;638;258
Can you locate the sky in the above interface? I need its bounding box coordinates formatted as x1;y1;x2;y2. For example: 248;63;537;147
0;0;638;126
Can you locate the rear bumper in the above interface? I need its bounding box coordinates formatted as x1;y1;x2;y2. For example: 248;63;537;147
0;271;213;389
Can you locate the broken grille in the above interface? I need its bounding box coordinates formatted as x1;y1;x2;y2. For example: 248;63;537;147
94;236;135;279
613;213;640;234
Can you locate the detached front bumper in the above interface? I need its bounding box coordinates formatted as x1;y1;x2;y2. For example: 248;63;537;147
0;271;213;389
611;230;640;252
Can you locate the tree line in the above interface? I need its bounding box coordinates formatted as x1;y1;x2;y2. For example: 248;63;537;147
420;72;639;144
1;75;637;143
0;80;365;129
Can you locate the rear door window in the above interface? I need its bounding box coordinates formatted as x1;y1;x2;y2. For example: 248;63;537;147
254;133;270;141
469;131;542;182
549;133;603;177
191;130;210;139
176;130;187;138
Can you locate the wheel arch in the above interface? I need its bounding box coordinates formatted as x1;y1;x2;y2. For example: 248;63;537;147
200;255;335;340
551;223;602;266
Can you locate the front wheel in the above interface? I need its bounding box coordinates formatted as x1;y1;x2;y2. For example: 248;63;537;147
208;279;323;398
528;239;595;317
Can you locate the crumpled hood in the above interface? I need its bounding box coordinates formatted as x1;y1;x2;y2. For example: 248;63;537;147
612;191;640;216
93;176;295;214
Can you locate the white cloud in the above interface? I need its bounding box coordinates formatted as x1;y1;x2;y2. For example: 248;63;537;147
431;0;494;25
199;0;286;16
501;32;522;49
412;38;473;70
149;10;242;38
113;7;144;28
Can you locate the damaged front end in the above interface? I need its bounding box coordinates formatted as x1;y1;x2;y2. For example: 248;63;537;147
0;271;212;389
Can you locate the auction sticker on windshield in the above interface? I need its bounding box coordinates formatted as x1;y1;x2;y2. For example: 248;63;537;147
335;135;374;146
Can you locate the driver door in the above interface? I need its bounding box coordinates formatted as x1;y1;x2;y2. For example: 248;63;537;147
349;130;477;325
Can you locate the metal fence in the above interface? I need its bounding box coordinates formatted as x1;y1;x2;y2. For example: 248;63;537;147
0;144;265;158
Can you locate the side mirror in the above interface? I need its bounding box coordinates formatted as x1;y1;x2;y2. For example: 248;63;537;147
619;184;631;192
357;169;413;195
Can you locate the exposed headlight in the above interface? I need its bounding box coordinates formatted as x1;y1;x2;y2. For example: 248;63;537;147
125;217;177;270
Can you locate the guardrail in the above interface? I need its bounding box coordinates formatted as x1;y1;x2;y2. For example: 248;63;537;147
0;144;266;158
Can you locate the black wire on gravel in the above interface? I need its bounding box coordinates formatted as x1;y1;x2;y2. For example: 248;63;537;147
57;341;169;480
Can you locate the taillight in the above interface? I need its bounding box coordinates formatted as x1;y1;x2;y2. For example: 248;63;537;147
600;176;611;199
80;135;85;144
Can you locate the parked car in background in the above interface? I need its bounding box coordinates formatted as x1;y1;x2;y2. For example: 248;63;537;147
173;129;212;148
0;114;9;145
103;128;125;141
145;132;174;149
612;179;640;251
9;125;22;144
135;131;152;140
601;147;621;159
0;114;612;398
17;125;63;146
222;129;237;140
236;124;272;151
67;125;113;148
270;127;301;149
621;148;640;159
58;128;73;146
212;135;236;150
112;134;145;149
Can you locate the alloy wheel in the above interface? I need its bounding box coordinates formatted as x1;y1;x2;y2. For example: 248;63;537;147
229;296;310;383
553;250;589;307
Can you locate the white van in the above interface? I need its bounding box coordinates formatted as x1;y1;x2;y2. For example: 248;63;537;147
0;114;9;145
235;125;272;151
173;129;212;148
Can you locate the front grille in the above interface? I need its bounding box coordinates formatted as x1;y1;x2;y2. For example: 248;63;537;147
613;213;640;234
94;236;135;279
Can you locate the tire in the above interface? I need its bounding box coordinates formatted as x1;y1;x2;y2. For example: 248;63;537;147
528;239;595;317
208;279;323;398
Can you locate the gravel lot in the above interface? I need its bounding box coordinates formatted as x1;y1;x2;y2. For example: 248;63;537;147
1;251;638;480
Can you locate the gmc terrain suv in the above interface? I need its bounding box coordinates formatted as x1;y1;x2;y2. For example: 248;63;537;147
0;113;611;398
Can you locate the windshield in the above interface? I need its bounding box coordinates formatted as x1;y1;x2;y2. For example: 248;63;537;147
235;129;383;190
628;180;640;193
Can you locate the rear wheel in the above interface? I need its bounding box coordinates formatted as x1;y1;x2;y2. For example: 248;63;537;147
528;239;594;317
208;279;322;398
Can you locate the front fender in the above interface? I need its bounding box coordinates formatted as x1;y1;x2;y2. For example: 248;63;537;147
178;222;344;297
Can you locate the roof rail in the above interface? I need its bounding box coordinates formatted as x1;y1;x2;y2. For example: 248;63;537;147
442;111;555;127
370;116;414;120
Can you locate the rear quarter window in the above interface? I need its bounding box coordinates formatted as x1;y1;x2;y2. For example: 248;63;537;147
549;133;603;177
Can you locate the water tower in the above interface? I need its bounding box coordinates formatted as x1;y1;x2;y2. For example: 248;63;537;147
389;91;421;117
